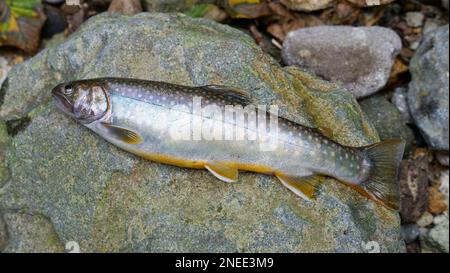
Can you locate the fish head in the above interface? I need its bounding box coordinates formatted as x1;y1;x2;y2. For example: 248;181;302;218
52;80;109;124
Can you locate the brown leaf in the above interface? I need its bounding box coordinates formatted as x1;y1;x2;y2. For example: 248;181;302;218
0;0;47;54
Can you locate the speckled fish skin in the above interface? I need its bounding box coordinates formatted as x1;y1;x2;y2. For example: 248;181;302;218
52;78;405;210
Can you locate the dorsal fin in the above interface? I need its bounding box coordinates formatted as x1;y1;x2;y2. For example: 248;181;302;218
202;85;252;105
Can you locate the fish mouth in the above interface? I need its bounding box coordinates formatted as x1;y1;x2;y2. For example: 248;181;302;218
52;87;74;116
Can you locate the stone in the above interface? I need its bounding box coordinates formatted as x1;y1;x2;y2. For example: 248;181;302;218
346;0;396;7
391;87;413;124
420;215;449;253
142;0;213;13
428;186;448;215
408;25;449;151
2;213;65;253
280;0;395;11
0;121;10;188
423;19;440;35
0;13;403;252
428;169;449;215
434;214;448;225
436;152;449;166
405;12;425;28
417;211;434;227
399;149;430;223
401;224;420;244
280;0;334;12
0;214;6;251
108;0;143;16
360;95;415;154
42;4;68;38
282;26;402;99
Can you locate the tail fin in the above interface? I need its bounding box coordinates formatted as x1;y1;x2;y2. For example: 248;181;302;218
355;139;405;210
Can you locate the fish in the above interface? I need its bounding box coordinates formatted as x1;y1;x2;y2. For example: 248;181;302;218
52;77;405;210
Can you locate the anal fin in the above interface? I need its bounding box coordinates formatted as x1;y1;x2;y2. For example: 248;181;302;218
205;162;239;183
275;172;323;201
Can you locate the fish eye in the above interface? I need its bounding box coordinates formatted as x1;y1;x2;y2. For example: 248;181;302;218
63;85;73;95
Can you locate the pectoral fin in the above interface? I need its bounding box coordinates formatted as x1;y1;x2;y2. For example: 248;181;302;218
205;162;239;183
275;172;323;201
100;122;143;144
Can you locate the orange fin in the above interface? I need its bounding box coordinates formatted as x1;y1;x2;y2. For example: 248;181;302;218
275;172;323;201
100;122;143;144
205;162;239;183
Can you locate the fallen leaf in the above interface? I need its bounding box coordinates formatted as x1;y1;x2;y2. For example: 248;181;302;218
224;0;270;19
0;0;47;54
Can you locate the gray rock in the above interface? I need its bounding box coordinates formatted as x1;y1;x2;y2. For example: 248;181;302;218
423;19;441;35
279;0;395;11
0;214;7;251
401;224;420;244
282;26;402;99
408;25;449;151
360;95;415;154
420;215;449;253
0;13;403;252
391;87;413;124
405;12;425;28
142;0;213;12
0;121;10;188
1;213;65;253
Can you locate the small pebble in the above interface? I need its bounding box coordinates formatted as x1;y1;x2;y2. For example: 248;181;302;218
409;41;420;50
401;224;421;243
391;87;412;124
417;211;434;227
436;152;449;166
423;19;440;35
433;214;448;225
406;12;425;28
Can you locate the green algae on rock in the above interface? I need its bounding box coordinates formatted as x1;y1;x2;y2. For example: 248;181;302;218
0;12;403;252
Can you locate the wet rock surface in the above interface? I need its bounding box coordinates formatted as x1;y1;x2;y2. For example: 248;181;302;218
360;95;415;154
0;13;404;252
408;25;449;151
282;26;402;98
